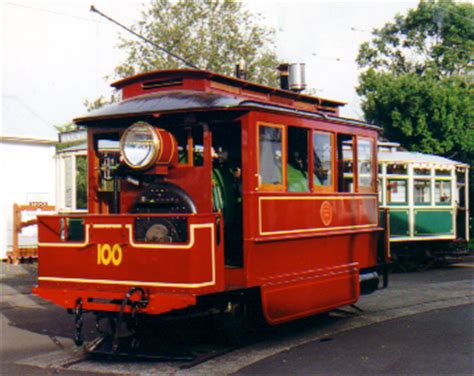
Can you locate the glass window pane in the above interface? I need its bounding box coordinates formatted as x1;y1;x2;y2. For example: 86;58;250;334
313;132;333;187
357;138;373;190
435;180;452;204
338;135;354;192
65;157;73;208
387;164;407;175
387;179;407;204
456;168;466;184
435;169;451;176
259;125;283;186
414;180;431;204
414;167;430;176
287;127;309;192
378;179;382;203
76;156;87;210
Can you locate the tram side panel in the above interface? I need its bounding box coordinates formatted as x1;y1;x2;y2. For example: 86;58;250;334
241;112;383;325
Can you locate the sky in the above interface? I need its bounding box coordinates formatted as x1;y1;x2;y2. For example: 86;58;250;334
2;0;419;128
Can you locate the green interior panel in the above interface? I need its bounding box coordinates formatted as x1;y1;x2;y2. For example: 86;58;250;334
414;210;453;235
287;164;310;192
389;210;410;236
67;218;85;241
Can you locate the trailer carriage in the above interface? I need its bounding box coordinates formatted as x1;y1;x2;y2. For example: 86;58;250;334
378;142;470;269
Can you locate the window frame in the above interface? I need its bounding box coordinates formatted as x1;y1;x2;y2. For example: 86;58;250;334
312;130;335;193
413;178;432;206
386;178;408;205
256;122;287;192
337;134;357;193
435;179;452;205
287;125;310;193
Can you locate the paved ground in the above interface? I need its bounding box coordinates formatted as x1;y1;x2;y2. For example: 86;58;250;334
234;303;473;375
1;258;473;375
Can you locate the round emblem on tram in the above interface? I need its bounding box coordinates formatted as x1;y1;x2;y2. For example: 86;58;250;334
320;201;333;226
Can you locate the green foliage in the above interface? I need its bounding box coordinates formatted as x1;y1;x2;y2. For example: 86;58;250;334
114;0;279;86
358;0;473;77
357;0;474;163
54;122;77;133
358;69;473;159
84;94;120;112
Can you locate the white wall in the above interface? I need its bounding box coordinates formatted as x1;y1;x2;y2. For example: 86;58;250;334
0;141;56;259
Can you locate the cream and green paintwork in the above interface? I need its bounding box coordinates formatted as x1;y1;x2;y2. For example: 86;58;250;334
378;149;469;243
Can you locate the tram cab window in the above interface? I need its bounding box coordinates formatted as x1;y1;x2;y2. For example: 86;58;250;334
357;138;374;192
337;135;354;192
258;124;285;190
95;134;121;193
386;180;407;204
435;180;451;205
287;127;309;192
414;180;431;204
313;131;334;190
174;126;204;166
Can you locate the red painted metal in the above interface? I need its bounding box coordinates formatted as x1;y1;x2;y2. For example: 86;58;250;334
34;69;387;327
36;213;224;313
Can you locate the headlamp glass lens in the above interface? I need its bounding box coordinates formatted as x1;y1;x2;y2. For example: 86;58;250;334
121;123;158;168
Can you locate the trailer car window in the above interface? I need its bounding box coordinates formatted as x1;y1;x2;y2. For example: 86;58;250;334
387;179;407;204
435;169;451;176
456;168;466;207
435;180;451;205
387;164;407;175
414;168;431;176
414;179;431;205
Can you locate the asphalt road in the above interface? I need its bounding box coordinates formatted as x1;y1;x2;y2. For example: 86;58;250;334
234;303;474;375
0;257;473;375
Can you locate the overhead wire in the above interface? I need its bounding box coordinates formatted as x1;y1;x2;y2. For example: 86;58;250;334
4;1;108;25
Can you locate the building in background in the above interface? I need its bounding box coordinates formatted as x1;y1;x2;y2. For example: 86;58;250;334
0;96;57;259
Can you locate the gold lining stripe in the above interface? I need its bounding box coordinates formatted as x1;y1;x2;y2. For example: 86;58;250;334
92;224;123;229
258;196;377;236
38;223;209;250
38;224;91;248
260;224;377;236
167;132;176;164
390;235;455;242
39;223;216;288
260;196;375;201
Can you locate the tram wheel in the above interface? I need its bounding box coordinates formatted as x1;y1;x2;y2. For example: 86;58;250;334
218;302;259;346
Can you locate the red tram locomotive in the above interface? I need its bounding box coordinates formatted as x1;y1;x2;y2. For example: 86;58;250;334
34;66;389;346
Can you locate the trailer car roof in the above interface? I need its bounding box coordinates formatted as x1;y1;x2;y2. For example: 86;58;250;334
379;151;469;168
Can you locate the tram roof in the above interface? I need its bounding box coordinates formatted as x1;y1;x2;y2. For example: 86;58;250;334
74;89;380;130
378;150;469;168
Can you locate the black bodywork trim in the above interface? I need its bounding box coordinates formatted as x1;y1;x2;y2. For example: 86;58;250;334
74;90;380;131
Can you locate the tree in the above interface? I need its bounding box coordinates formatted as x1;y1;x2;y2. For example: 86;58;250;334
114;0;280;86
356;0;474;163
